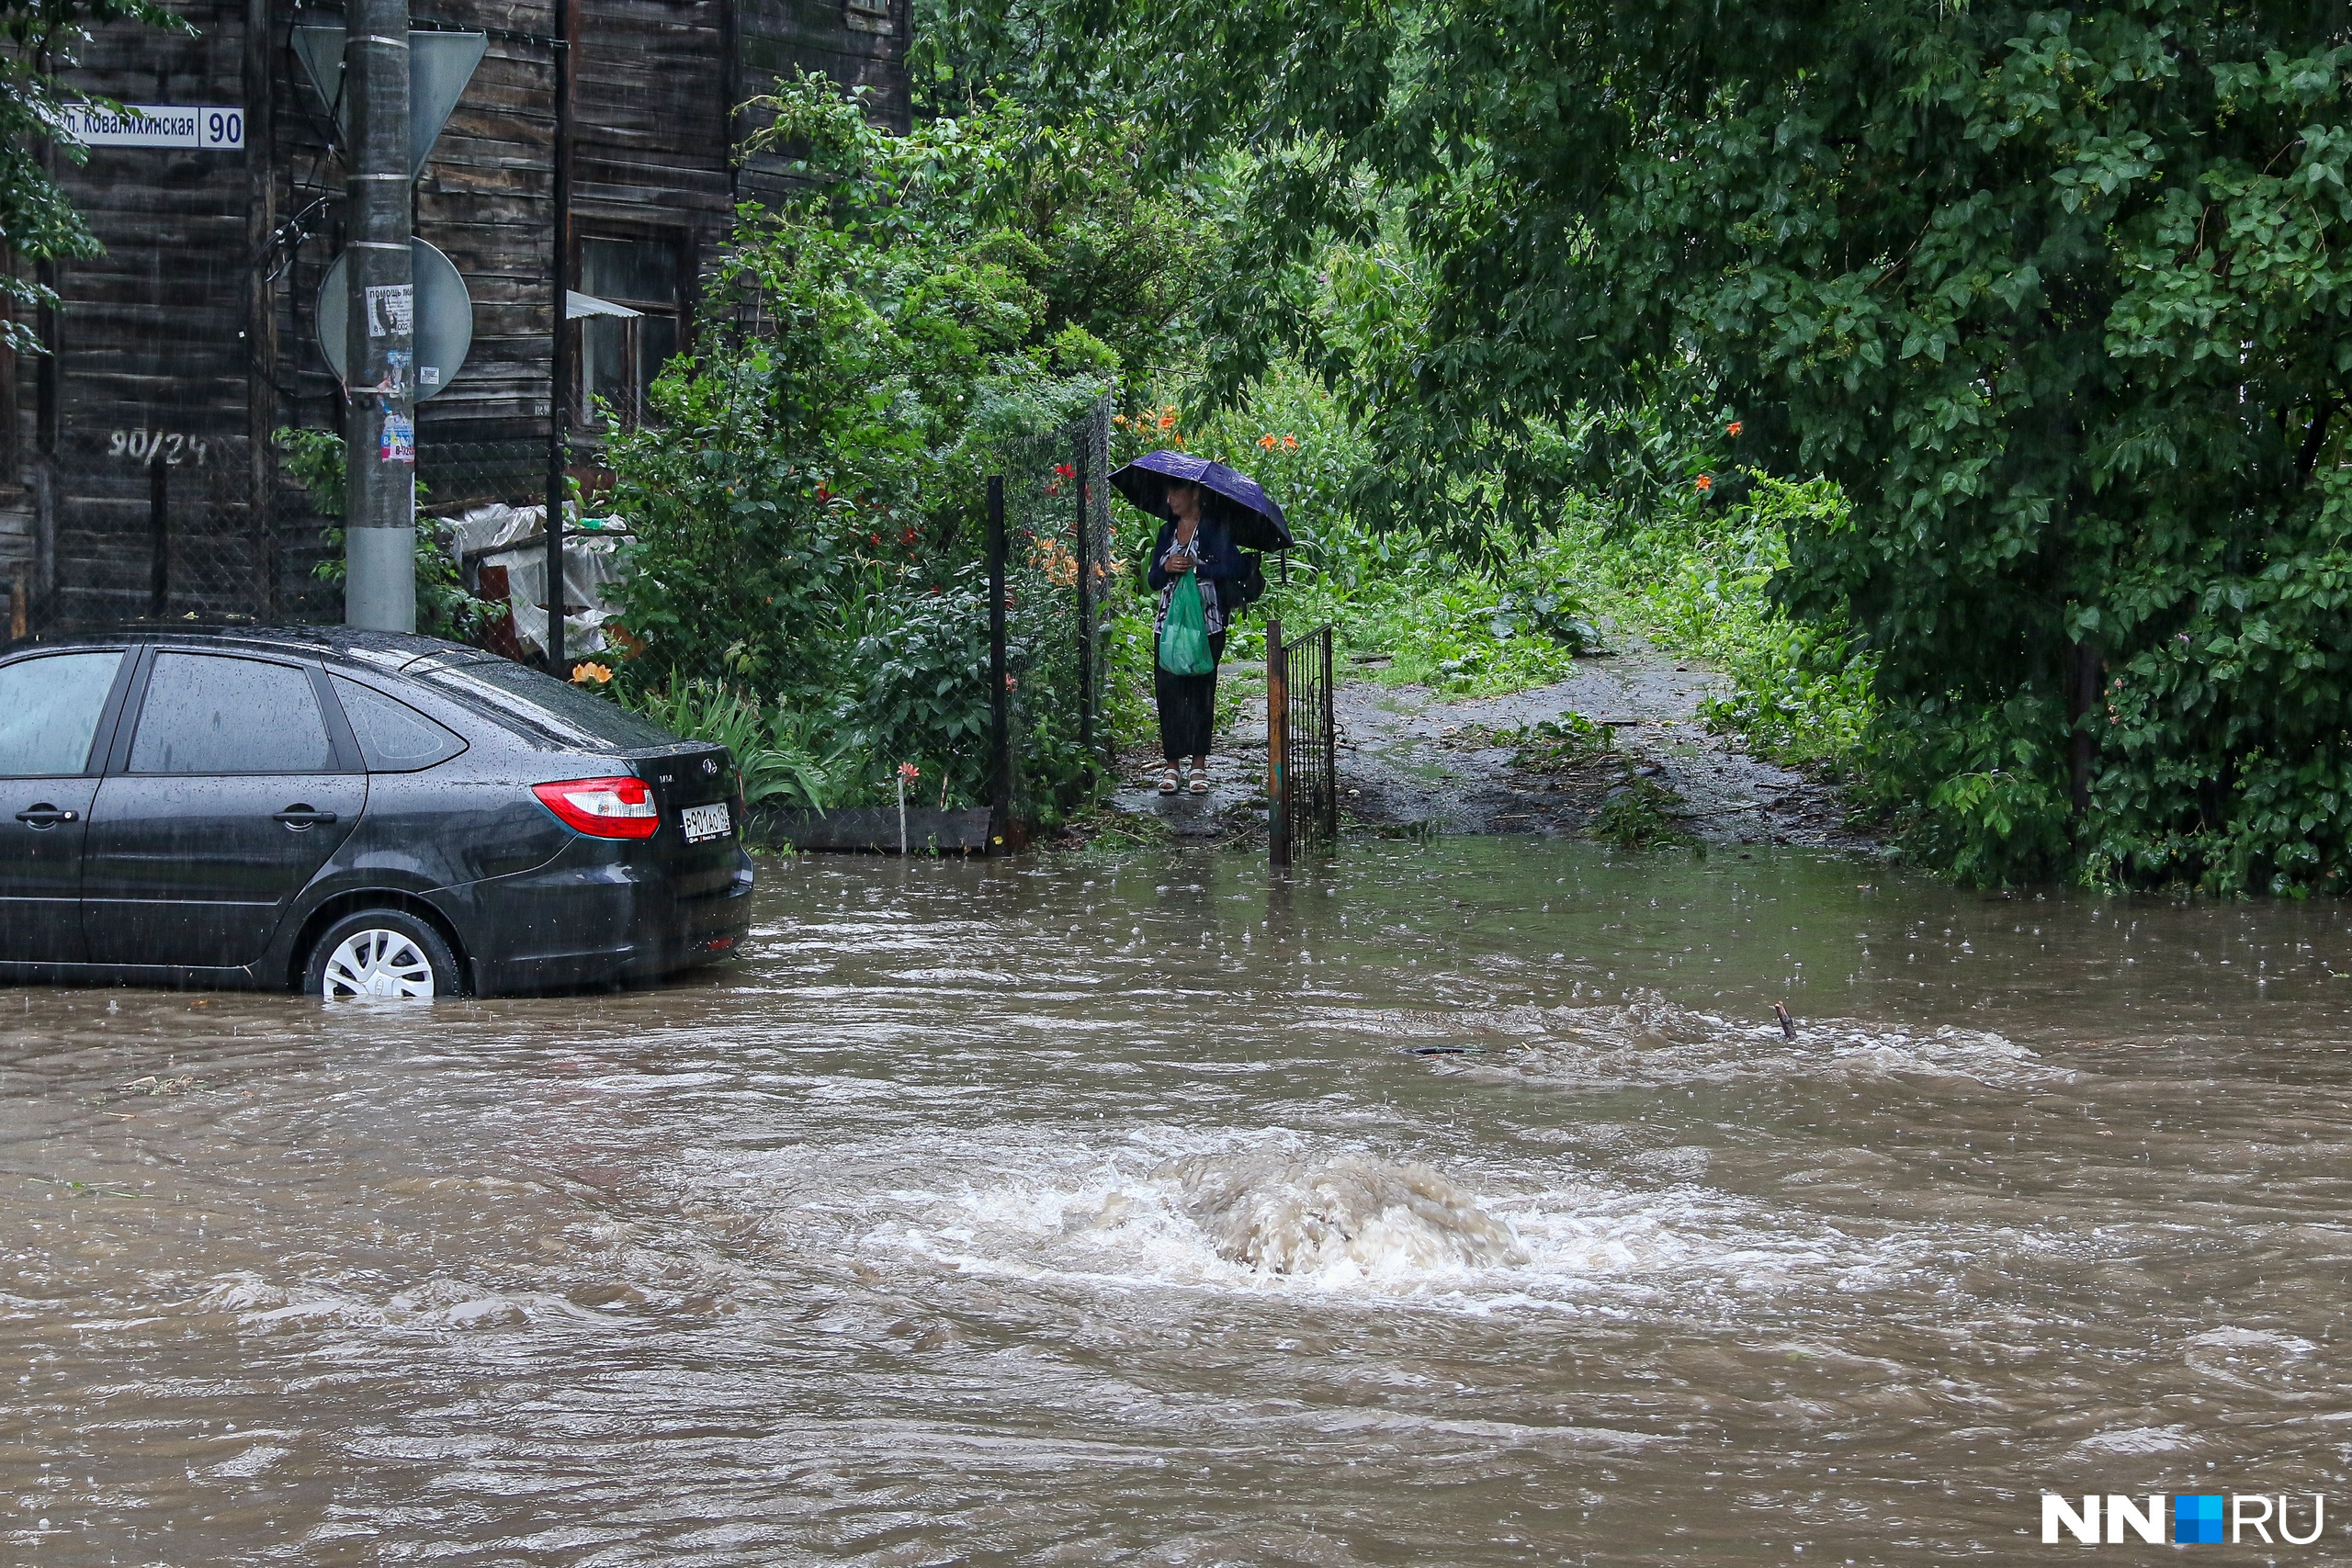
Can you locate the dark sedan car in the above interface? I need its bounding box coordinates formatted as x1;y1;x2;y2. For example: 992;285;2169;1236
0;626;753;997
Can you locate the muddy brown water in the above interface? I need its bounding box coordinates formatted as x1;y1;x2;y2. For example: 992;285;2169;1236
5;840;2349;1564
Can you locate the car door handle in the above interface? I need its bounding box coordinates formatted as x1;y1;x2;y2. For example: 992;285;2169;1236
273;807;338;829
14;806;78;828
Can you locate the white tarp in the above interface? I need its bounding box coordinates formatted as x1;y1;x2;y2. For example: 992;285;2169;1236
441;502;633;660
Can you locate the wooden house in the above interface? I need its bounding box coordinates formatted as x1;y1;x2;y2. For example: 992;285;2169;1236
1;0;909;631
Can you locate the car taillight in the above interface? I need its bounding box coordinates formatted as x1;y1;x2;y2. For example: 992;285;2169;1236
533;775;661;839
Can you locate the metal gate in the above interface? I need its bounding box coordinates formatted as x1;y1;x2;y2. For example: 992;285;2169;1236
1267;617;1338;866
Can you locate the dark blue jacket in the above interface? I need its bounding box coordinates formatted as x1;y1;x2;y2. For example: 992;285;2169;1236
1147;515;1246;592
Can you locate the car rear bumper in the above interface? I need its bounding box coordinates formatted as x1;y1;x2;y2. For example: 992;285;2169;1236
458;839;756;996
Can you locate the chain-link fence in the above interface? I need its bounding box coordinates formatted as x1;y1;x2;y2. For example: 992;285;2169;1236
29;434;339;630
81;394;1120;846
989;400;1113;829
18;427;550;636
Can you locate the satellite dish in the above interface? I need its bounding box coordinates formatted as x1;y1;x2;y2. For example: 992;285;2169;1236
291;27;487;177
316;238;474;399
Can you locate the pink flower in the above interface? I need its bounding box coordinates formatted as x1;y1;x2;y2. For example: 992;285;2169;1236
898;762;921;782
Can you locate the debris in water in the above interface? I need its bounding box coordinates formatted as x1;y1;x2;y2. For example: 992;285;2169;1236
1772;1002;1796;1041
1411;1044;1477;1056
30;1176;145;1201
121;1075;197;1096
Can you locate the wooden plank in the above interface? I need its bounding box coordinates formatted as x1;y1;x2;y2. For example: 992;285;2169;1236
746;806;997;854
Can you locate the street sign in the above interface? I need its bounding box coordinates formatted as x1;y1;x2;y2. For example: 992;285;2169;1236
316;238;474;400
291;27;486;176
53;103;244;149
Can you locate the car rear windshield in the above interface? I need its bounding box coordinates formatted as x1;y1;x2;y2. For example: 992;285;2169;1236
419;660;683;750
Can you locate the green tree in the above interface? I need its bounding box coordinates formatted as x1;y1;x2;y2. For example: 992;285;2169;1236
1095;0;2352;890
3;0;189;353
605;79;1183;808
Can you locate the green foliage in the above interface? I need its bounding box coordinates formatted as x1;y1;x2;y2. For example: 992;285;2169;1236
1095;0;2352;891
619;679;858;812
1875;695;2078;889
1;0;191;354
274;426;345;518
907;0;1094;119
1504;714;1618;772
272;427;481;641
1551;469;1876;777
1589;775;1692;852
606;77;1181;814
741;73;1206;404
843;563;996;807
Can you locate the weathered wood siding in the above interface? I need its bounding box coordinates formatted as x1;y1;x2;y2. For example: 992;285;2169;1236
25;0;269;626
736;0;908;205
13;0;908;630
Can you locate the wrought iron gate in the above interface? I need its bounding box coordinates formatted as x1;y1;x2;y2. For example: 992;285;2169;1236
1267;617;1338;866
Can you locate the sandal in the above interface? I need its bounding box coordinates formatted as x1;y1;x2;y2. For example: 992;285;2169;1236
1159;768;1180;794
1189;770;1210;795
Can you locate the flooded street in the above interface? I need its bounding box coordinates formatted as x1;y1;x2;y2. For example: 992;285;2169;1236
6;838;2351;1563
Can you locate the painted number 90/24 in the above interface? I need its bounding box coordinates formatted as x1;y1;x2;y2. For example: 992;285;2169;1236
109;430;209;465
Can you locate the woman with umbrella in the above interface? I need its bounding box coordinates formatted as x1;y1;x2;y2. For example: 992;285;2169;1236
1111;452;1293;795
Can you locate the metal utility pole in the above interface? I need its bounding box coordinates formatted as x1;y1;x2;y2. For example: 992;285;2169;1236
342;0;415;632
543;0;576;675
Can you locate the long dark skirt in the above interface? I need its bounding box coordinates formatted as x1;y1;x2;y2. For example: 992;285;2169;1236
1155;630;1227;761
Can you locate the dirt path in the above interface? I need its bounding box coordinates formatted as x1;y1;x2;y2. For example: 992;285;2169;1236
1107;626;1872;850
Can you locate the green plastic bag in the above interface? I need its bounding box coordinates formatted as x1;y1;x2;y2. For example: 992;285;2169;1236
1158;570;1216;676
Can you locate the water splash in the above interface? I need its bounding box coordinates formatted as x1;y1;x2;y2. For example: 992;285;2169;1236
1156;1150;1530;1275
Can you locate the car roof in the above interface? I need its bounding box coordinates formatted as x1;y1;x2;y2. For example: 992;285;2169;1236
8;623;494;676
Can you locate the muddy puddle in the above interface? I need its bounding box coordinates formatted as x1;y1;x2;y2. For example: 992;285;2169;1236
5;840;2349;1562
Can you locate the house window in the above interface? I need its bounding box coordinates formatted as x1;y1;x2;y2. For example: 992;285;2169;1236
579;234;684;430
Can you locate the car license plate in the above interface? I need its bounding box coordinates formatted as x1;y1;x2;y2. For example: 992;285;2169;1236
680;801;732;843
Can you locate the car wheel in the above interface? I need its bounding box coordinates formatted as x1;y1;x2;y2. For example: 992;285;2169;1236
305;909;462;1000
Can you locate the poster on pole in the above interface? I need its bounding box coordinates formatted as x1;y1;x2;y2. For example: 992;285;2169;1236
366;284;413;338
380;411;415;466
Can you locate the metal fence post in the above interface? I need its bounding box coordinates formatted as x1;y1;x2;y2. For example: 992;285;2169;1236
148;457;168;619
1322;626;1339;841
1267;615;1289;868
988;475;1011;827
543;0;575;674
1089;397;1112;772
1072;429;1091;770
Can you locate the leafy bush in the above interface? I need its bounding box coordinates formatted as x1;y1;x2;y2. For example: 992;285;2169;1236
1589;775;1691;851
619;679;859;813
1546;470;1877;777
601;77;1187;818
273;427;482;641
840;565;996;807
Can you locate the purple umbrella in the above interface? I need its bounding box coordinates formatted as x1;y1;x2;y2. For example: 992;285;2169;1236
1107;449;1294;552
